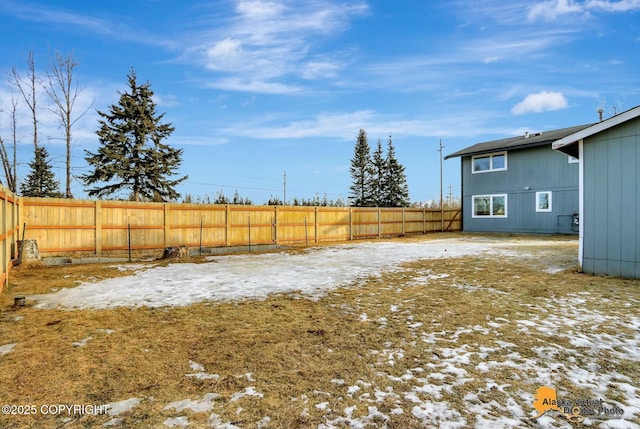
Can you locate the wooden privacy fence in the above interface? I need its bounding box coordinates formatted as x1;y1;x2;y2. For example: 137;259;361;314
0;185;20;293
20;197;461;257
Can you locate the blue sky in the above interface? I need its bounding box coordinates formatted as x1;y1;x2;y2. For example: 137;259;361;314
0;0;639;204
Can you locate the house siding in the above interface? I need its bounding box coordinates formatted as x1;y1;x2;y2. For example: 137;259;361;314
582;118;640;278
461;144;579;234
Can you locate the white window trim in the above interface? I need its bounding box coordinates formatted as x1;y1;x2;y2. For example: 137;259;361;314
568;155;579;163
536;191;552;212
472;194;508;218
471;151;507;174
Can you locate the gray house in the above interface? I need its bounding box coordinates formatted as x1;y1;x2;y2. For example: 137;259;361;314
553;105;640;279
446;124;592;234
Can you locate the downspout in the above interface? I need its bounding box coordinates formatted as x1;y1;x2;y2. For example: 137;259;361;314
460;157;464;232
578;139;584;271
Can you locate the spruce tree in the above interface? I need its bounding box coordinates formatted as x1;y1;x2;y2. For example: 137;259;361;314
383;135;410;207
349;129;374;207
82;68;187;202
20;146;64;198
371;138;386;206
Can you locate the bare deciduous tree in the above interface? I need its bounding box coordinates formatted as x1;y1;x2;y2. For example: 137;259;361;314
0;92;19;192
9;50;39;150
44;51;93;198
0;91;18;192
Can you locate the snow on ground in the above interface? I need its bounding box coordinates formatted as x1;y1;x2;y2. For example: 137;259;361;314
33;238;538;310
22;237;640;427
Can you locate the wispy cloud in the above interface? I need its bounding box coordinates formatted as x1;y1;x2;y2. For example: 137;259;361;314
1;0;176;48
528;0;640;21
186;0;368;94
219;109;516;141
511;91;569;114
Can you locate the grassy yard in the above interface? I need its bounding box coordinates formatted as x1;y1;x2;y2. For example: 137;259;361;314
0;234;638;428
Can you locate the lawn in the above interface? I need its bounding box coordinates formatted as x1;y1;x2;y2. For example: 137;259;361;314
0;233;638;428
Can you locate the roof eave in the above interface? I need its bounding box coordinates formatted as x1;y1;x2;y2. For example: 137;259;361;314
445;139;552;160
552;105;640;152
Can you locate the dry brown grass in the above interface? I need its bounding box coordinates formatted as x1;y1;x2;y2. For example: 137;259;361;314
0;234;638;428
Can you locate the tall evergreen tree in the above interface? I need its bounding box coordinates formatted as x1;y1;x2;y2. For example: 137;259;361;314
371;138;386;206
20;146;63;198
82;68;187;202
382;135;410;207
349;129;374;207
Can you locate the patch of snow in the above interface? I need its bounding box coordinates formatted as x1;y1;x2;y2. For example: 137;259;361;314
164;393;218;412
30;239;522;309
0;343;17;356
163;416;189;427
186;372;220;380
209;413;241;429
315;402;330;410
189;360;205;371
229;387;263;402
102;417;123;426
72;336;93;347
106;397;141;416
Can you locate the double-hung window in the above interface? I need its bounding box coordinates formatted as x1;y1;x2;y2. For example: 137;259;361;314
472;152;507;173
472;194;507;218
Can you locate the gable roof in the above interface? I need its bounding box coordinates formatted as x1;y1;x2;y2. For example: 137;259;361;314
445;123;593;160
553;105;640;158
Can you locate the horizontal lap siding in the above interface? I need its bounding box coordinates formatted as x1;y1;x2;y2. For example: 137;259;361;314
461;145;578;234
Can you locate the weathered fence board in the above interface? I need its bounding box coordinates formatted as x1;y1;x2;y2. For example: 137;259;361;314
0;186;20;292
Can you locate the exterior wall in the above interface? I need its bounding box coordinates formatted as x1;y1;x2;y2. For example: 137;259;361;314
582;118;640;278
461;144;579;234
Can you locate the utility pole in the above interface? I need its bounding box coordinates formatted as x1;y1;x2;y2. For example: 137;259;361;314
438;139;444;231
283;170;287;205
448;184;453;206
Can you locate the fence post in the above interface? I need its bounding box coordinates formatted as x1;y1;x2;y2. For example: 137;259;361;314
164;203;170;247
274;205;278;245
402;207;405;236
378;208;382;239
349;207;353;241
423;207;426;234
2;191;8;291
95;200;103;256
314;207;319;244
225;205;230;246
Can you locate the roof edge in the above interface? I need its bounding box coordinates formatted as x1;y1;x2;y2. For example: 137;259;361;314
552;105;640;150
444;139;552;159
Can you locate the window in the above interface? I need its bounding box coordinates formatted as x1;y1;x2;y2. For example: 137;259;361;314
536;191;552;212
472;152;507;173
472;194;507;218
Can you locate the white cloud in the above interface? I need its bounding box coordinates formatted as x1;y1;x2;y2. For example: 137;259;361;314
528;0;583;21
511;91;569;114
528;0;640;21
189;0;368;94
206;77;303;94
586;0;640;12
